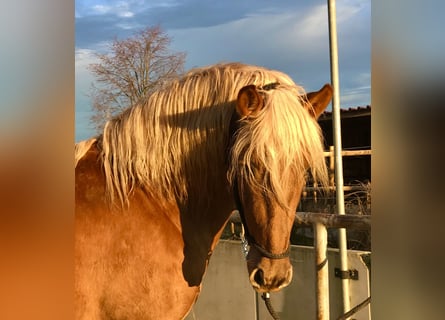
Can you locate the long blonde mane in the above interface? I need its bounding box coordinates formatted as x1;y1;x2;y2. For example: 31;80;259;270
228;83;328;207
94;63;327;205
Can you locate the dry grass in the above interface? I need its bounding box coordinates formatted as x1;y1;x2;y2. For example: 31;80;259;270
293;181;371;251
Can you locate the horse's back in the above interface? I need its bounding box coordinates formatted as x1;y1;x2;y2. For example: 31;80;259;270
75;142;199;319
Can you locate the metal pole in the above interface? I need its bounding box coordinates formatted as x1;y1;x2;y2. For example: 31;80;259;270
314;222;329;320
327;0;351;317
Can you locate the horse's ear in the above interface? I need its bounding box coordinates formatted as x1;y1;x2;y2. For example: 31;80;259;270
303;84;333;119
236;85;264;117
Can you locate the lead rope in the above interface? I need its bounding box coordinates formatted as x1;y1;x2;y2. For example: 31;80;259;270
238;221;281;320
261;293;280;320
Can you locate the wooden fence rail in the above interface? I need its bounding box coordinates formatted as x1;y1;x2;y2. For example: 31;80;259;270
294;212;371;230
323;149;371;157
304;185;368;192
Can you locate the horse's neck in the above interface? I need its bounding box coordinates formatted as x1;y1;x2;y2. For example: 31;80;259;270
179;181;234;239
177;186;234;286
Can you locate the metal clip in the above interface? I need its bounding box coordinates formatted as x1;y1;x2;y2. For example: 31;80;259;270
240;224;249;258
335;268;359;280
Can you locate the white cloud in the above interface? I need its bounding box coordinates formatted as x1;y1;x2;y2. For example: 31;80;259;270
92;4;112;15
77;0;139;18
295;5;329;39
336;3;362;23
118;11;134;18
115;22;142;30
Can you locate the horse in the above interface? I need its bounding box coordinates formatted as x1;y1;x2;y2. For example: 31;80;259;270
75;62;332;319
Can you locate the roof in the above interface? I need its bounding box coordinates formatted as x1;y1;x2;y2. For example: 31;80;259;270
318;105;371;120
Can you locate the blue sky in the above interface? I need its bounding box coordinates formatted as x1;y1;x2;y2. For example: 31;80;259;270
75;0;370;142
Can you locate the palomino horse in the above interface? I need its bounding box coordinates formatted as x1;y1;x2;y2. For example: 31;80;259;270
75;63;332;319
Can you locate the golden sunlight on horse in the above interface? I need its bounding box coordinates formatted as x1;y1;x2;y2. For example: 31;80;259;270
75;63;332;319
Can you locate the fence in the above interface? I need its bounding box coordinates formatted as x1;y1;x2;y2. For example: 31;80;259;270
228;211;371;320
303;147;371;192
300;147;371;319
293;212;371;320
300;147;371;216
186;229;371;319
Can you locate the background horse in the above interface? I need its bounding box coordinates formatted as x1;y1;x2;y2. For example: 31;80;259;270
75;63;332;319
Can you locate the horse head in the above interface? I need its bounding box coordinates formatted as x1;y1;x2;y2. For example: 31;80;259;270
229;83;332;293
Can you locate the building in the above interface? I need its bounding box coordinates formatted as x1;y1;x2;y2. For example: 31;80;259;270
318;106;371;184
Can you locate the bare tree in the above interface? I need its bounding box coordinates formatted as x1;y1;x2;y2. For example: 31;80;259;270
89;25;186;132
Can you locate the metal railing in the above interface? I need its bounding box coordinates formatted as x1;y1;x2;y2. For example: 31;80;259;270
229;211;371;320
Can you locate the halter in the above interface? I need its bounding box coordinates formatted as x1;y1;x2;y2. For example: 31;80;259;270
232;179;290;260
233;180;285;320
259;82;280;91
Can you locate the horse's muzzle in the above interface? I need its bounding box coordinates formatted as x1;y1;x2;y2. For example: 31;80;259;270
247;255;293;292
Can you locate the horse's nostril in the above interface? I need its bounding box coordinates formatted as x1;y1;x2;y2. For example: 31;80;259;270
253;268;264;286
